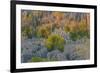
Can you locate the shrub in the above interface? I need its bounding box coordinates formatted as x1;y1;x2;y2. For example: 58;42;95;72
45;34;65;52
69;31;79;41
69;20;90;41
64;24;71;33
64;19;90;41
36;25;51;38
22;26;33;38
31;57;48;62
69;30;89;41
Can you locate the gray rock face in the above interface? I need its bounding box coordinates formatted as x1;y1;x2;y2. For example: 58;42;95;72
64;38;90;60
21;48;32;63
47;50;66;61
32;47;48;58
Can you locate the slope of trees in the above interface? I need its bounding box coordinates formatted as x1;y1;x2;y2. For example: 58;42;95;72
21;10;90;63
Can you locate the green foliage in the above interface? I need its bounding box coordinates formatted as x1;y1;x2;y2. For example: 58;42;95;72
69;30;89;41
31;57;48;62
22;26;33;38
45;34;65;52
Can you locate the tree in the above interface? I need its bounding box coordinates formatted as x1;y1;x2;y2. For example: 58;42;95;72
45;34;65;52
36;24;52;38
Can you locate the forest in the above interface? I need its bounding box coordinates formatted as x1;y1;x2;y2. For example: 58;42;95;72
21;10;90;63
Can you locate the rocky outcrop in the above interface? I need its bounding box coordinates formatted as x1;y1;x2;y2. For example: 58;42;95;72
47;49;66;61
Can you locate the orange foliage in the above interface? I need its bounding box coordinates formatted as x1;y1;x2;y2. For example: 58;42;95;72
52;12;64;24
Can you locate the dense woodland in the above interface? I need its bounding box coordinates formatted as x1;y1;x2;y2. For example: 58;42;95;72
21;10;90;63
